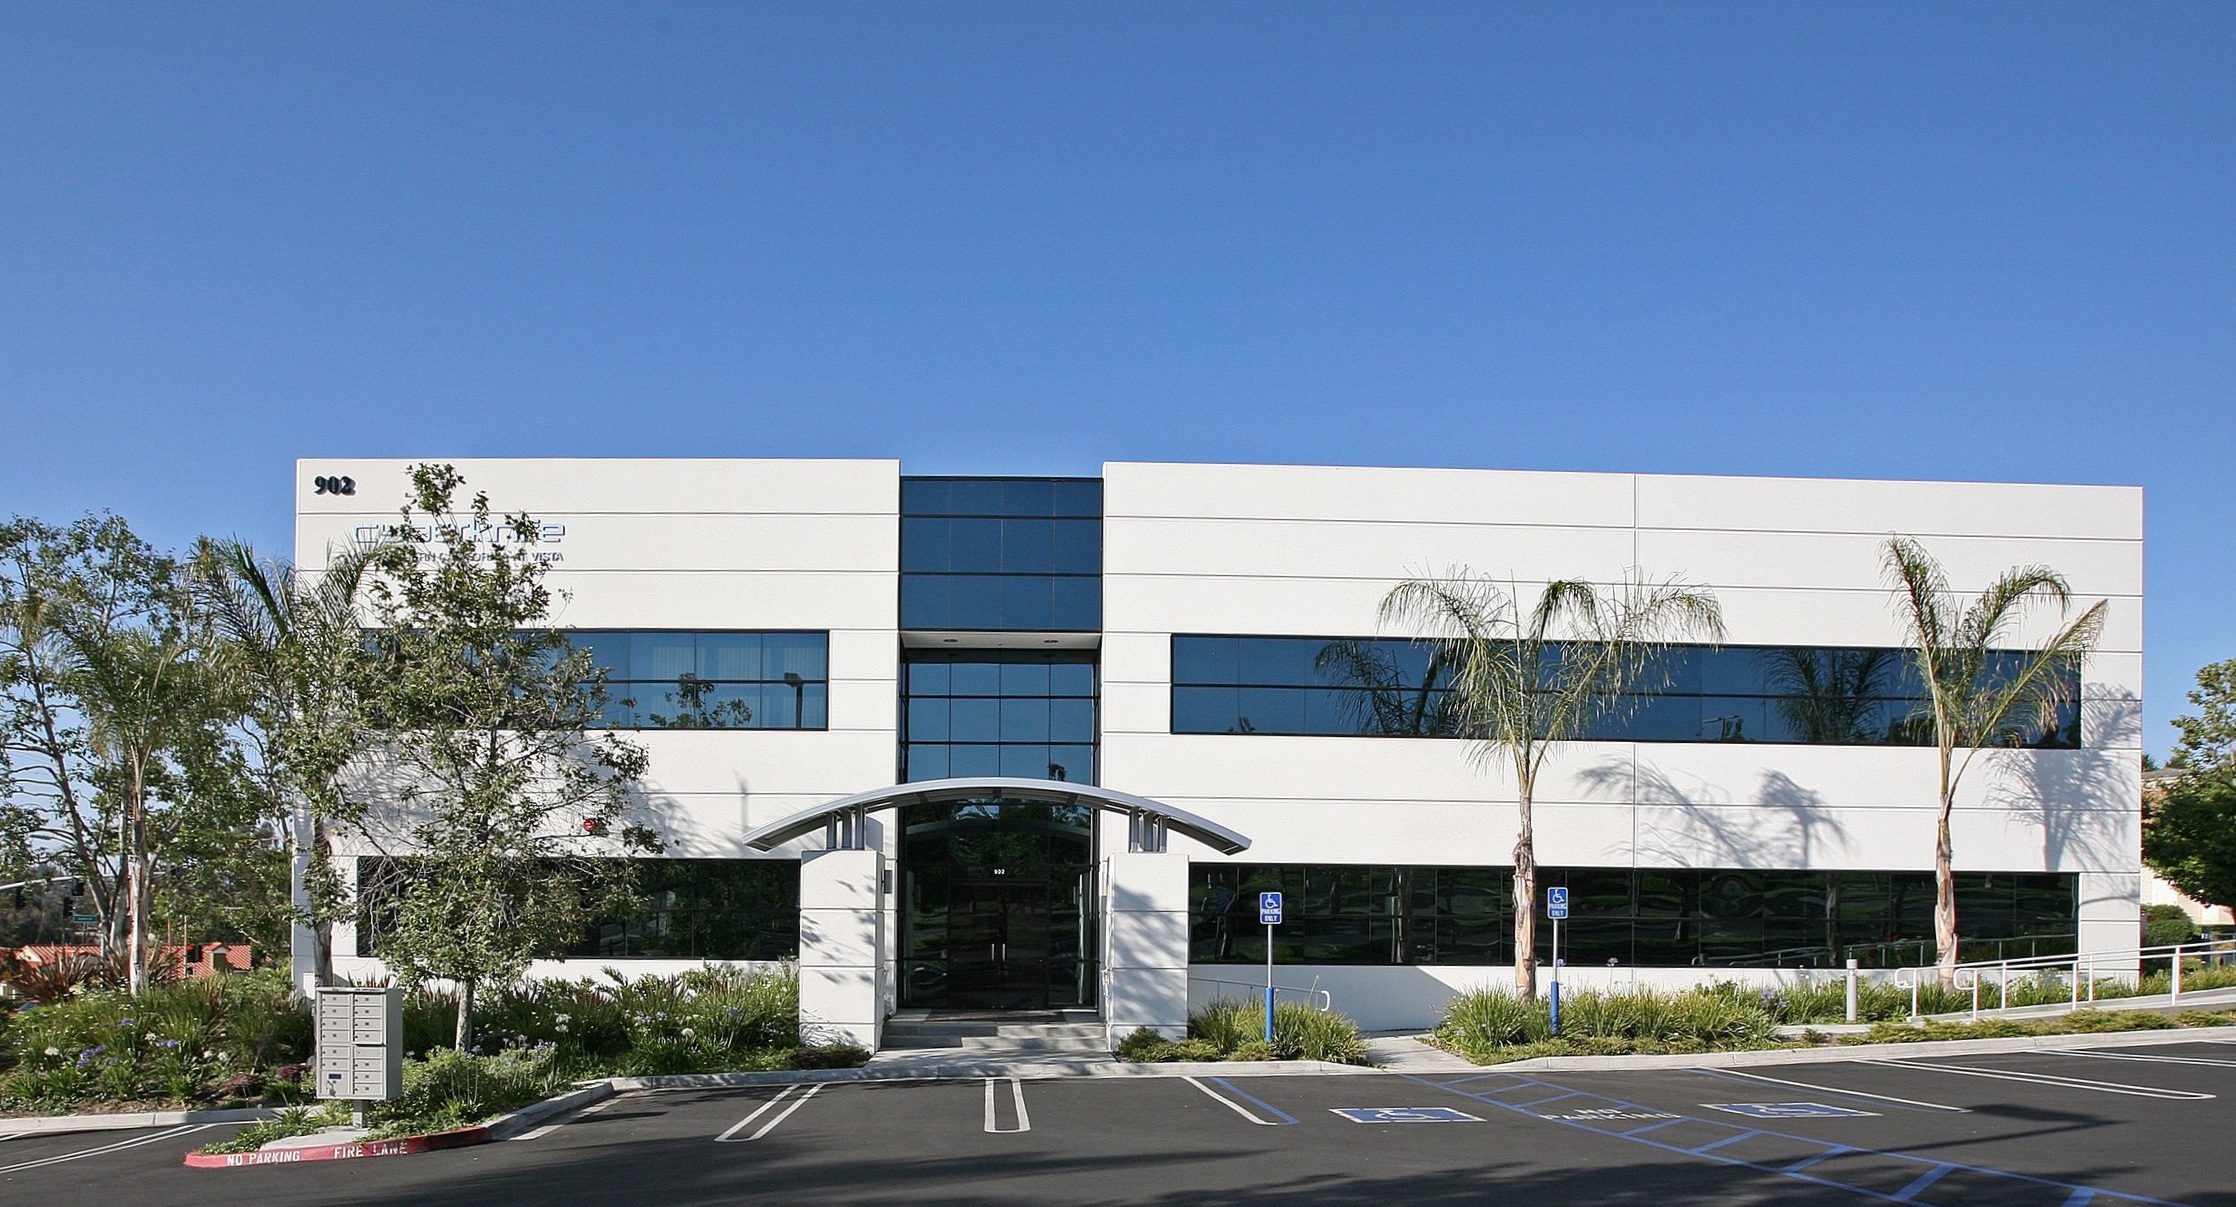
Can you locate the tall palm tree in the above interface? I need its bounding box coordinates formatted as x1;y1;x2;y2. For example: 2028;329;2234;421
192;536;387;994
1882;536;2105;985
1381;572;1725;998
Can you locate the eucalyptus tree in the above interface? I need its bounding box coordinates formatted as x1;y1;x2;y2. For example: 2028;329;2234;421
1882;537;2105;985
1380;572;1725;998
341;464;657;1048
192;535;389;993
1;515;235;994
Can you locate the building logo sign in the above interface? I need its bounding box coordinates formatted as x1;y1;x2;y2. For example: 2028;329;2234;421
349;519;569;565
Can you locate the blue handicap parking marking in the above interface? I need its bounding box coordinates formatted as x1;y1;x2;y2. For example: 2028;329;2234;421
1702;1102;1877;1119
1331;1107;1484;1124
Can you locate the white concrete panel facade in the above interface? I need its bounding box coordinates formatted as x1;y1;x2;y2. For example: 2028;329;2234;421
303;457;2145;1036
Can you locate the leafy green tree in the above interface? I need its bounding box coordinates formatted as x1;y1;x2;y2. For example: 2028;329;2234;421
1881;537;2106;985
337;465;657;1049
193;536;390;993
0;515;243;994
2142;659;2236;913
1379;572;1724;998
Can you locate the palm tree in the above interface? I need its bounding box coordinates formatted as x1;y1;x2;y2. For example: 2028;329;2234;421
1882;537;2105;985
1381;571;1725;998
191;536;387;995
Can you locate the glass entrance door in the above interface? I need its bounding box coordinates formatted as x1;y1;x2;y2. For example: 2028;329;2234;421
946;881;1052;1009
899;798;1096;1010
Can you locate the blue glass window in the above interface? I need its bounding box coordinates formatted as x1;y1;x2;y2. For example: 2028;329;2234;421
564;630;829;730
902;649;1098;785
901;477;1101;631
1169;635;2081;749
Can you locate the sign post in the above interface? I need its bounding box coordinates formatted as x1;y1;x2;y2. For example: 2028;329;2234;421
1259;890;1284;1045
1546;886;1569;1037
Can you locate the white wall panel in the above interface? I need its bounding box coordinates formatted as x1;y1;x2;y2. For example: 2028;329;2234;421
1106;516;1636;583
1636;529;2140;596
1636;474;2142;542
293;457;899;519
1105;462;1636;528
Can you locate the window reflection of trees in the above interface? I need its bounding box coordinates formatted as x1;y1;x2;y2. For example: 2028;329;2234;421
1763;647;1899;744
1311;639;1463;737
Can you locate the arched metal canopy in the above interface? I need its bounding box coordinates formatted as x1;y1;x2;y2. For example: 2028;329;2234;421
740;777;1251;856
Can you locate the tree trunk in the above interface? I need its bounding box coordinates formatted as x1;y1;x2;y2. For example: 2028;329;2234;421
1934;746;1959;987
454;979;476;1051
127;766;148;997
1511;773;1538;1001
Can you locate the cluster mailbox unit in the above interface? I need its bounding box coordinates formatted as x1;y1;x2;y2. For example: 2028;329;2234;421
301;459;2145;1045
315;986;403;1105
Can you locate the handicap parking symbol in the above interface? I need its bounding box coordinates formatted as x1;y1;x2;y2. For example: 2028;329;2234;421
1330;1107;1483;1124
1702;1102;1877;1119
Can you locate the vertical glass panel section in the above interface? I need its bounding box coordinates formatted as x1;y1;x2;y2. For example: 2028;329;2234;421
1237;687;1306;734
899;575;949;629
949;519;1002;570
1049;698;1095;743
905;745;949;781
1051;518;1100;572
952;661;1001;696
1000;479;1056;515
567;631;633;679
998;744;1051;778
630;632;696;681
696;632;763;680
800;683;827;729
1172;686;1241;734
1238;638;1317;686
951;698;1000;742
998;577;1055;629
1000;518;1054;573
1047;745;1095;783
900;518;950;572
1049;577;1100;631
999;661;1051;695
1000;697;1051;742
1050;662;1096;696
763;633;828;680
907;698;951;742
1051;479;1102;516
1171;636;1236;684
899;478;951;514
948;479;1006;514
948;745;1000;777
949;575;1002;625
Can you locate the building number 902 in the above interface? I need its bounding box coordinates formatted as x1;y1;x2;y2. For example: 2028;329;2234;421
312;474;356;496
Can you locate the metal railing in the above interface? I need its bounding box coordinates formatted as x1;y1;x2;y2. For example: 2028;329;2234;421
1892;938;2236;1021
1189;975;1335;1012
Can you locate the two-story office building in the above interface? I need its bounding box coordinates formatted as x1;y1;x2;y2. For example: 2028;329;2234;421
301;459;2143;1039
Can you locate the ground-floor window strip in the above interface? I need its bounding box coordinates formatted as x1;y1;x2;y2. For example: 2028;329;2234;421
1189;865;2078;970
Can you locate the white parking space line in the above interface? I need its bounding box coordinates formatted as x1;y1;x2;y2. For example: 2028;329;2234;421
1691;1066;1970;1113
713;1084;823;1143
1868;1059;2215;1100
983;1077;1030;1134
0;1124;210;1174
1184;1076;1284;1126
515;1091;627;1141
2046;1049;2236;1068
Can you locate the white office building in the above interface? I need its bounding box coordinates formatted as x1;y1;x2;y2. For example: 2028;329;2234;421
299;460;2143;1043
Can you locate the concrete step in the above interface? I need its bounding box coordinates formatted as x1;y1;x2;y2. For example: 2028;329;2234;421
881;1021;1106;1040
879;1034;1108;1052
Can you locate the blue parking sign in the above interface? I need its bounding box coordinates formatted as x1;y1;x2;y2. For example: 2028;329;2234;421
1259;891;1283;924
1547;886;1569;919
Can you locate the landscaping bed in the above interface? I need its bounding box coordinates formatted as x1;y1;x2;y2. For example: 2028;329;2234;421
1431;981;2236;1065
1117;998;1370;1064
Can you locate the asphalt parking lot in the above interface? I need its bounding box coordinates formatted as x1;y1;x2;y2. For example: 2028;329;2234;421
7;1039;2236;1205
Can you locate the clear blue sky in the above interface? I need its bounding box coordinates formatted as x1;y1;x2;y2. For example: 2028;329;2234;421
2;4;2229;755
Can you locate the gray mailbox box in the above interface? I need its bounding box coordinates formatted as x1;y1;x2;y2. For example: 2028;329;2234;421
315;986;403;1102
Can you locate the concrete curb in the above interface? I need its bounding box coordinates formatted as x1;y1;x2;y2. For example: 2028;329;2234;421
613;1059;1379;1089
1478;1022;2236;1072
178;1082;618;1170
0;1106;281;1137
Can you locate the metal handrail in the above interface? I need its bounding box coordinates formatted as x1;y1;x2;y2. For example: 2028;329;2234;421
1893;938;2236;1020
1190;975;1335;1012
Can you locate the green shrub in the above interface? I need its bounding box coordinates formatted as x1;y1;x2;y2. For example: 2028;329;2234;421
2143;904;2199;949
1115;1027;1169;1061
368;1046;568;1138
1433;984;1780;1063
1229;1040;1277;1062
0;968;310;1110
1182;999;1369;1064
2173;1010;2236;1028
1153;1039;1223;1062
787;1043;870;1070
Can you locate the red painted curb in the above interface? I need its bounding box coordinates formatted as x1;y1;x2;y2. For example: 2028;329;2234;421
182;1125;492;1168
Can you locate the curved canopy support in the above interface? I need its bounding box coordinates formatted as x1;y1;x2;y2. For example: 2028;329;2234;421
740;777;1251;856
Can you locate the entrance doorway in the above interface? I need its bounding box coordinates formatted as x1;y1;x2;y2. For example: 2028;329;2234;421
899;799;1095;1010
